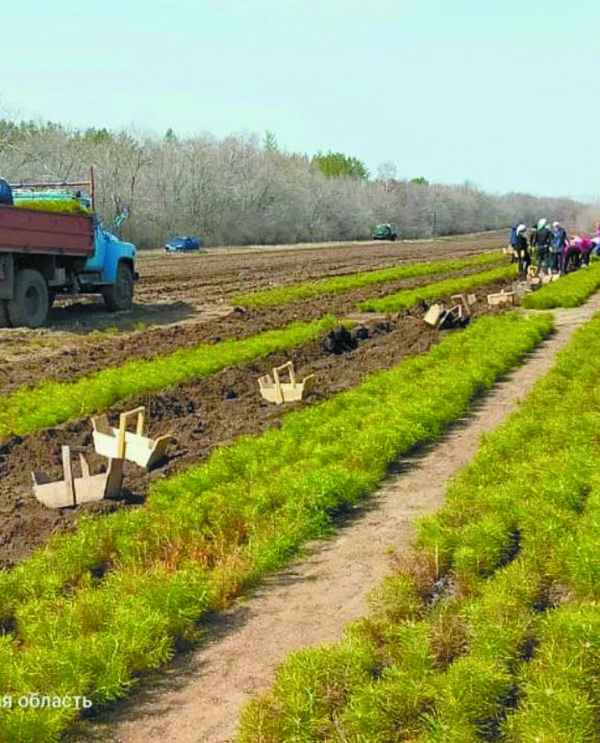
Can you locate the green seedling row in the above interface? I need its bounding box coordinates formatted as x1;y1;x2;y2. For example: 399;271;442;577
0;256;509;441
0;257;509;442
0;312;552;742
13;199;92;216
358;262;517;312
521;260;600;309
232;251;504;307
238;313;600;743
0;315;340;439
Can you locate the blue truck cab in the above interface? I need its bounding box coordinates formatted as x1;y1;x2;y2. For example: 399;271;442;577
85;217;137;291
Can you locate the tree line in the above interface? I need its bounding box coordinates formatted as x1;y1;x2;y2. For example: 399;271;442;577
0;120;593;249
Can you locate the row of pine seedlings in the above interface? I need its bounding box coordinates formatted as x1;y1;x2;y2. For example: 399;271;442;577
231;251;505;307
521;258;600;308
237;312;600;743
0;240;598;742
0;251;508;439
358;263;516;313
0;311;552;742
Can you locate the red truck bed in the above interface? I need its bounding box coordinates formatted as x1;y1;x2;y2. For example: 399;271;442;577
0;204;94;257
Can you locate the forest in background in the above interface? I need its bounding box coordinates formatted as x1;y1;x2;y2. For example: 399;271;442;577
0;120;595;249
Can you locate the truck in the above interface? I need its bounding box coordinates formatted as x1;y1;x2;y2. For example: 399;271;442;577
0;171;137;328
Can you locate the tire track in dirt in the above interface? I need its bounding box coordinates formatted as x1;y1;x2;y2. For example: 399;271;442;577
73;292;600;743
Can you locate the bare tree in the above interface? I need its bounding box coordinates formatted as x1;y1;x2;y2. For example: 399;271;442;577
0;122;593;248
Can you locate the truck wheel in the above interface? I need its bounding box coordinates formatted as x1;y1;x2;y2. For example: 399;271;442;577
103;262;134;312
7;269;49;328
0;300;11;328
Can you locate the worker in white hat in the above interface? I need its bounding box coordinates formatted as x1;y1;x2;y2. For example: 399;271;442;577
515;224;531;278
536;219;553;274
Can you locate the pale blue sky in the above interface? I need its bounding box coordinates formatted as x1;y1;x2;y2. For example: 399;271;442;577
3;0;599;199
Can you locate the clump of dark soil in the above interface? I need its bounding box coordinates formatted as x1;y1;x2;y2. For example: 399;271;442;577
323;326;358;354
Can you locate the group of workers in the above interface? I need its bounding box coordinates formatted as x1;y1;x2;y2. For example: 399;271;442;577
510;219;600;278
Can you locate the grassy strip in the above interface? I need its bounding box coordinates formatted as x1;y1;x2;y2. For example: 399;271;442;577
359;263;517;312
521;261;600;308
238;313;600;743
0;315;339;439
416;315;600;742
232;251;504;307
505;604;600;741
0;312;552;742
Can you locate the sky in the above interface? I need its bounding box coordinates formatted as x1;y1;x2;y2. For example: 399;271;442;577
2;0;600;200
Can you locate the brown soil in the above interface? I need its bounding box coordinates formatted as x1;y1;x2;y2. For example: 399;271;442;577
0;233;504;392
0;280;510;570
0;262;506;396
71;293;600;743
134;232;504;306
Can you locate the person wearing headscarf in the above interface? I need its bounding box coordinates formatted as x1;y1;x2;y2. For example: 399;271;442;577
529;223;538;251
536;218;552;273
515;224;530;278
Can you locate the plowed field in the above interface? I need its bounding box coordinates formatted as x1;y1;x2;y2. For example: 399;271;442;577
0;232;503;388
0;232;508;571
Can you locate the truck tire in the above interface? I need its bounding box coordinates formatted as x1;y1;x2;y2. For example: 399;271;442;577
0;300;10;328
7;269;49;328
103;262;134;312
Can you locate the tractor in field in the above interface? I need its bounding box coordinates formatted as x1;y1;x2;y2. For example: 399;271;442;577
372;224;398;241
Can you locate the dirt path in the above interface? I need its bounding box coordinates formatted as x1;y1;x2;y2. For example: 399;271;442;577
75;295;600;743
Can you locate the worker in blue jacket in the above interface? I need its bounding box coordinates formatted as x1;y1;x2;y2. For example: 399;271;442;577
550;221;567;273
